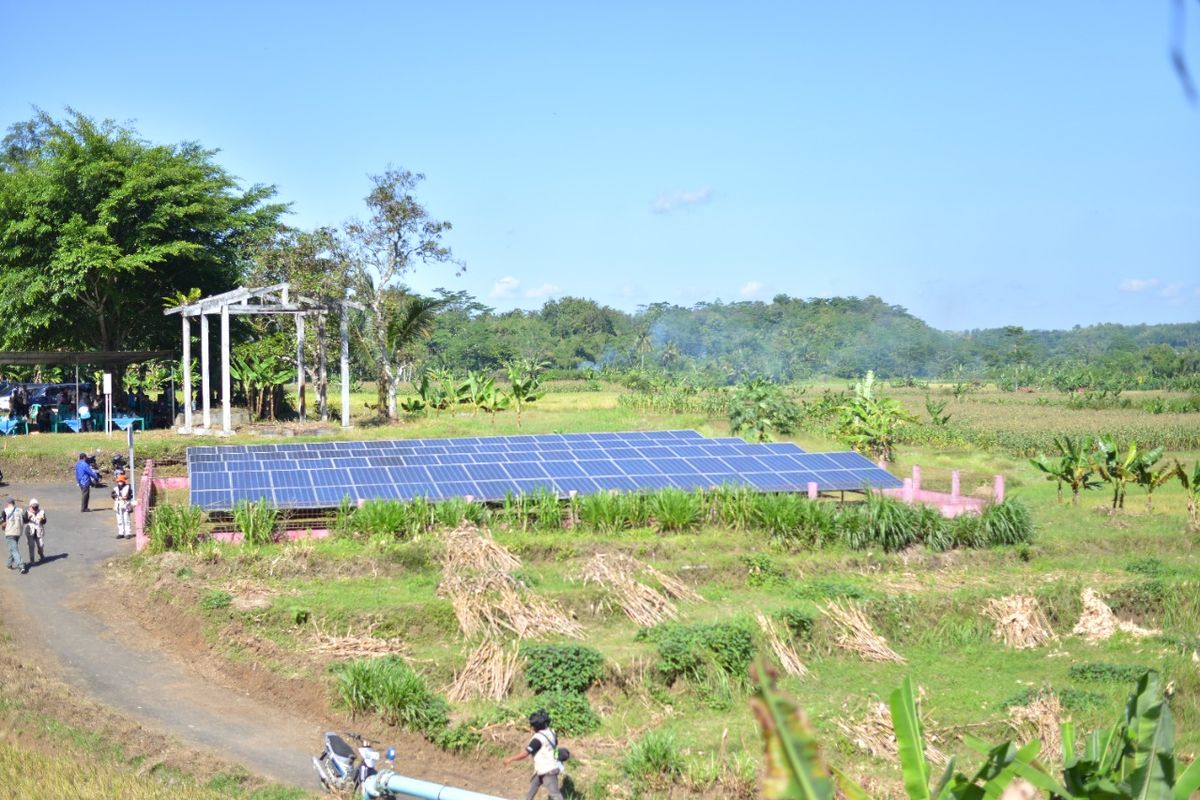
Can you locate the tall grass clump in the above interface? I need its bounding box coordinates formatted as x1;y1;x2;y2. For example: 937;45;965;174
842;493;919;552
751;492;805;539
352;500;409;538
622;729;685;788
647;488;703;532
146;504;205;553
232;499;278;546
332;656;450;737
531;487;564;531
710;485;757;530
578;491;627;532
980;498;1034;546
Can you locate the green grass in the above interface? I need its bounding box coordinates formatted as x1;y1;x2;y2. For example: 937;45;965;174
104;384;1200;795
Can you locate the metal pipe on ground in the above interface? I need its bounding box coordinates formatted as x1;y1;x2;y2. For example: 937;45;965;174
360;770;510;800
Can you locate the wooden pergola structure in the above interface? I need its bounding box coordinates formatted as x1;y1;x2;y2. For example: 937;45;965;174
164;284;357;434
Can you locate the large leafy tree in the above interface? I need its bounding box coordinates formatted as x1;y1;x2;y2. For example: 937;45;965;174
0;110;284;353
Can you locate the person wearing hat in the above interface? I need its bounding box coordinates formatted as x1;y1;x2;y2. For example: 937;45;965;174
504;709;565;800
75;452;99;512
4;497;27;574
25;498;46;563
111;472;134;539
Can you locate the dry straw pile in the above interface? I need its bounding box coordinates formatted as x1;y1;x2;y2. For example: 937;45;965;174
580;552;702;627
447;638;519;703
755;611;808;677
834;699;946;766
982;595;1056;649
1008;691;1064;762
822;600;905;663
1072;588;1158;642
438;525;583;640
308;619;406;659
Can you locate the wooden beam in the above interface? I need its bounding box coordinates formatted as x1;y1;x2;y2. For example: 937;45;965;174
200;314;211;429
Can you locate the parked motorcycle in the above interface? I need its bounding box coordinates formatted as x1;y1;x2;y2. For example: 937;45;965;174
312;731;389;795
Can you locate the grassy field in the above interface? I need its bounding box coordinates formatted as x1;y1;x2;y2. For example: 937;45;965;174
6;382;1200;797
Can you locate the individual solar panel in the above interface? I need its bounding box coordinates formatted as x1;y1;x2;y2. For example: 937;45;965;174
187;429;899;510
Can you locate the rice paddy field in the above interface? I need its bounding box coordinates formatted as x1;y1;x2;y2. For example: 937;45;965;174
13;381;1200;798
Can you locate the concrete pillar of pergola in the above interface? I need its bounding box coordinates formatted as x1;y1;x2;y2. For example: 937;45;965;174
165;284;358;436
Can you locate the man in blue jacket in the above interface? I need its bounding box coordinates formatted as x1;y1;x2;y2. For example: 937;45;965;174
75;452;99;512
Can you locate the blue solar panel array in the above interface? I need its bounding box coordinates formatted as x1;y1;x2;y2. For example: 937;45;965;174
186;429;902;511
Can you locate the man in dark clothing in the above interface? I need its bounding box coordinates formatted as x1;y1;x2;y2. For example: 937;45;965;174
75;453;99;512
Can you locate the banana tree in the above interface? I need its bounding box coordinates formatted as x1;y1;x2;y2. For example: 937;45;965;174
1093;436;1142;510
477;383;510;425
1131;447;1171;513
1174;461;1200;528
504;358;545;428
835;371;914;462
1030;436;1101;506
459;371;494;417
414;370;450;413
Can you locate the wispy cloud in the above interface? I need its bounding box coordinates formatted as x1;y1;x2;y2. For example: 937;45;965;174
489;275;520;299
524;282;560;299
739;280;765;298
652;187;712;214
1119;278;1160;293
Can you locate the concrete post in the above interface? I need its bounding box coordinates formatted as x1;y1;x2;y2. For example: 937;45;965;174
340;300;351;428
950;470;961;500
296;313;306;421
993;475;1005;503
181;315;193;432
317;312;328;422
912;465;922;494
220;304;231;434
903;478;914;504
807;481;818;500
200;313;211;429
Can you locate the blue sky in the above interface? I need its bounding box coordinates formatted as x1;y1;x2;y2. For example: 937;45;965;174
3;2;1198;330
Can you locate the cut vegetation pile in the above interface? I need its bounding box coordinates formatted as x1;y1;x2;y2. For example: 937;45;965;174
438;525;583;639
982;595;1056;649
755;611;808;677
309;620;406;659
834;699;946;766
447;638;518;703
580;552;702;626
1007;691;1064;762
822;601;905;663
1071;588;1159;642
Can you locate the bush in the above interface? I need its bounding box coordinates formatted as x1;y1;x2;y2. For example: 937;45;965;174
1002;686;1105;713
232;499;277;546
777;607;817;640
980;499;1034;546
741;554;788;587
791;577;871;601
1125;557;1169;577
352;500;409;538
639;621;755;684
578;491;627;532
521;644;605;695
622;729;684;786
1068;662;1151;684
647;488;703;532
332;656;450;737
199;588;232;610
521;691;601;736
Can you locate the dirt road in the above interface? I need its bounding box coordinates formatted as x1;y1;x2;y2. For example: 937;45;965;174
0;479;513;796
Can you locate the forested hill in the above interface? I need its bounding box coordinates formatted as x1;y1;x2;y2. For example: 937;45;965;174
420;291;1200;384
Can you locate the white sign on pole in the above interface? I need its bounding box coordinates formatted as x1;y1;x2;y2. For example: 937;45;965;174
102;373;113;396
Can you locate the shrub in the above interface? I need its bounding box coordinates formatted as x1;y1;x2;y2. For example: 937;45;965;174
147;504;205;553
752;492;806;539
949;513;986;549
232;499;277;546
522;691;601;736
710;485;757;531
1002;686;1105;713
791;577;870;601
842;492;919;552
199;588;232;610
351;500;408;538
639;621;755;683
332;656;449;737
521;644;605;695
980;499;1034;546
1125;557;1169;577
741;554;788;588
578;491;627;532
647;488;703;532
777;607;816;639
622;729;684;785
1068;662;1151;684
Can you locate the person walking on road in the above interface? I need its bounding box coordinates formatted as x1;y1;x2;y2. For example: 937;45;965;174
75;452;99;512
25;498;46;563
504;709;566;800
112;473;134;539
4;497;27;574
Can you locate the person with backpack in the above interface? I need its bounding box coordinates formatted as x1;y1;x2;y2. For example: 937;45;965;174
75;452;99;512
504;709;567;800
4;497;27;574
111;472;134;539
25;498;46;563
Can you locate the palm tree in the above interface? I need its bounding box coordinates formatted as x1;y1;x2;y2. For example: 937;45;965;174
634;329;653;370
380;295;445;419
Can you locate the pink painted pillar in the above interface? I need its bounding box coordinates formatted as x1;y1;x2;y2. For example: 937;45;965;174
993;475;1005;503
807;482;818;500
877;458;888;470
950;470;961;500
912;465;922;494
902;478;914;504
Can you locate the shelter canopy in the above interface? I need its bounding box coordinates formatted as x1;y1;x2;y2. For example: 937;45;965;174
0;351;172;367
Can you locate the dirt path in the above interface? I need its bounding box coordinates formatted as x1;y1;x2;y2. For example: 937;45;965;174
0;480;513;796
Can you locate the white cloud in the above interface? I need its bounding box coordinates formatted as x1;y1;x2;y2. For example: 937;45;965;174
524;282;561;299
652;187;712;214
1159;281;1185;299
489;275;520;299
1118;278;1160;293
739;280;765;298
